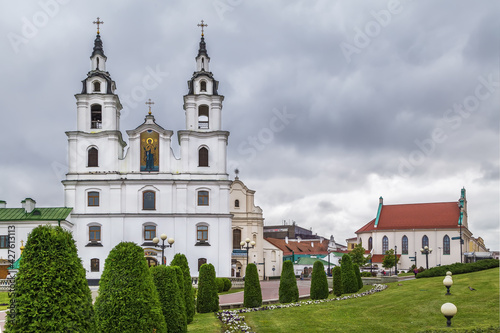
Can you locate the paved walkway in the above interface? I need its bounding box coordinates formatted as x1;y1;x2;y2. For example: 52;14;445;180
219;279;311;307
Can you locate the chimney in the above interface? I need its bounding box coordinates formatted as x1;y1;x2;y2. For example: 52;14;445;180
285;236;288;244
379;196;383;204
22;198;36;213
0;201;6;209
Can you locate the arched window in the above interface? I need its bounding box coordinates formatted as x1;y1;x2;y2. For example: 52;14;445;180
443;235;450;255
235;199;240;208
144;225;156;240
93;81;101;92
88;191;99;206
91;104;102;129
232;229;241;249
89;225;101;241
200;80;207;92
422;235;429;249
88;147;98;167
197;190;209;206
368;237;373;251
402;235;408;254
382;236;389;253
90;258;100;272
198;258;207;271
198;105;209;129
197;225;208;242
143;191;156;210
198;147;209;167
271;250;276;261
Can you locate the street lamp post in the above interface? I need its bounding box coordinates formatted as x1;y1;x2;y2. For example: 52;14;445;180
153;233;175;265
394;246;398;276
240;238;255;269
420;246;433;270
458;203;463;263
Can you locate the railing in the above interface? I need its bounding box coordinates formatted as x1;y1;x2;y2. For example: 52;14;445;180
0;279;11;291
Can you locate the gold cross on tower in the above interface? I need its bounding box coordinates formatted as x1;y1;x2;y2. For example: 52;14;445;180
145;98;155;115
93;17;104;34
197;20;208;37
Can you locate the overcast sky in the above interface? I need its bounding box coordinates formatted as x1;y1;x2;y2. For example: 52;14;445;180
0;1;498;250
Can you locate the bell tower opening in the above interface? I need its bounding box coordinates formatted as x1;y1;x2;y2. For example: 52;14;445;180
198;105;209;129
91;104;102;129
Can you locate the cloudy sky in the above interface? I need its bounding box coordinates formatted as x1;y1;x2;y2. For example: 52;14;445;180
0;1;498;250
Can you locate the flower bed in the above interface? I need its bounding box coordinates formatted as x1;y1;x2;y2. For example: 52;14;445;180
216;284;388;333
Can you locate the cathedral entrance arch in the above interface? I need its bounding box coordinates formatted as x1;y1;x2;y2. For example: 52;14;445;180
146;257;158;267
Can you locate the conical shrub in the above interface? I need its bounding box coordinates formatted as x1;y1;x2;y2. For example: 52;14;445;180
333;266;343;297
341;254;358;294
243;263;262;308
5;225;93;332
279;260;298;303
197;263;219;313
170;253;195;323
353;263;363;291
93;242;167;333
310;260;329;300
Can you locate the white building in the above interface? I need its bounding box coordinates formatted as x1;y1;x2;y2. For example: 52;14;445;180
63;30;232;282
356;188;476;270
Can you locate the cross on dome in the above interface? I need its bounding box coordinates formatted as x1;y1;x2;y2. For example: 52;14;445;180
145;98;155;115
93;17;104;35
197;20;207;37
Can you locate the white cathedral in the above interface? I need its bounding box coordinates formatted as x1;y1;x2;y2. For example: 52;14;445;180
62;27;232;281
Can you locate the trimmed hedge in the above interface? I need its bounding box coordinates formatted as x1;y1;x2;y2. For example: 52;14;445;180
197;263;219;313
94;242;166;333
416;259;499;278
243;263;262;308
353;264;363;291
310;261;329;300
170;253;195;324
223;277;232;291
333;266;343;297
173;266;188;331
341;254;358;294
216;277;225;293
361;271;373;277
279;260;299;303
5;225;93;332
151;265;187;333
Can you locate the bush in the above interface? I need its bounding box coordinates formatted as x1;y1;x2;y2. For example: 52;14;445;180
310;261;329;300
216;278;225;293
173;266;188;330
279;260;299;303
223;278;232;291
243;263;262;308
170;253;195;324
5;225;93;332
333;266;343;297
361;272;372;277
416;259;499;278
94;242;166;333
341;254;358;294
197;263;219;313
353;264;363;291
151;265;187;333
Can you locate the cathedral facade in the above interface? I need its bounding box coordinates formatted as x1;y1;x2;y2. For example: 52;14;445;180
63;28;232;281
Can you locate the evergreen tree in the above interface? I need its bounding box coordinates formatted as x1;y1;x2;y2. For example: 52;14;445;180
243;263;262;308
151;265;187;333
348;243;369;267
310;260;329;300
170;253;195;324
172;265;187;329
341;254;358;294
333;266;343;297
5;225;93;333
93;242;167;333
279;260;299;303
197;263;219;313
353;263;363;291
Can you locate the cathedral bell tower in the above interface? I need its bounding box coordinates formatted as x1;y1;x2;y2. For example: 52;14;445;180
66;18;126;174
179;21;229;174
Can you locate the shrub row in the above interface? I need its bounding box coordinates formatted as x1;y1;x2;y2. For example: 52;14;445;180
416;259;499;278
215;277;232;292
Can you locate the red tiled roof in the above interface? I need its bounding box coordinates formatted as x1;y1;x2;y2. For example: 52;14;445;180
356;202;460;233
265;237;329;256
370;254;401;263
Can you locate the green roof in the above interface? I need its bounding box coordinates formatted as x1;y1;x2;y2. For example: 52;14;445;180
8;256;21;270
295;257;333;266
0;207;72;221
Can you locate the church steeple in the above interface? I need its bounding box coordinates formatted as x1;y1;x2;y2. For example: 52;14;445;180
195;20;210;72
90;18;107;72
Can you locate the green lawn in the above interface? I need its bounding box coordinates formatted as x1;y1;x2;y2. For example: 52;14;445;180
0;291;9;310
243;268;500;332
188;312;222;332
218;288;243;296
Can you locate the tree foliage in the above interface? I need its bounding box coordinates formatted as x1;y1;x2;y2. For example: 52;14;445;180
243;263;262;308
151;265;187;333
170;253;195;324
348;243;369;267
333;266;343;297
197;263;219;313
310;260;329;300
341;254;358;294
279;260;299;303
5;225;93;333
93;242;166;333
382;249;399;272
